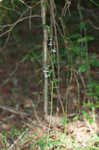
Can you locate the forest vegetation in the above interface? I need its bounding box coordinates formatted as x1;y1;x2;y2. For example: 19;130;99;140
0;0;99;149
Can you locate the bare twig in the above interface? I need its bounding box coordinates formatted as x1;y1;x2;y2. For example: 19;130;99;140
0;105;28;116
49;0;65;114
8;129;28;150
87;19;99;30
0;14;41;38
61;0;71;16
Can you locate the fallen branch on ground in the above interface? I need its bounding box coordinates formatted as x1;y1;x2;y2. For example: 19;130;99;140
0;105;28;116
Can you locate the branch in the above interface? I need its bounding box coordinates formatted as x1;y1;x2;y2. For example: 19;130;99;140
0;14;41;38
0;105;28;116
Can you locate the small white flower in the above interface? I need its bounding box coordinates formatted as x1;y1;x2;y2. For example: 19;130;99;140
52;48;56;53
43;69;49;73
49;37;53;41
44;73;48;78
48;42;52;46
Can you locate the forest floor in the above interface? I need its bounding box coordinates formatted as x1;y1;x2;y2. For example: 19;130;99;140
0;48;99;150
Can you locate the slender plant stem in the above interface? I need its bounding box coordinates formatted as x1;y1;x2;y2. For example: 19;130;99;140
41;0;48;117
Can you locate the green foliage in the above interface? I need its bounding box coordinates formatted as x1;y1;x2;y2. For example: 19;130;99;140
83;102;99;110
60;116;69;125
82;109;94;124
77;36;94;43
0;0;99;150
89;0;99;7
0;133;9;149
86;81;99;98
8;125;21;139
89;54;99;67
78;63;89;72
73;115;79;121
0;0;24;24
38;137;47;150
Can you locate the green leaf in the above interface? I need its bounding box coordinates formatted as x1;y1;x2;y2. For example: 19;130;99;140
73;115;79;121
86;92;96;96
77;36;94;43
89;0;99;7
11;0;14;6
69;33;80;39
95;104;99;108
60;117;69;124
92;59;99;67
78;64;89;72
82;110;91;120
83;103;95;108
22;54;30;61
42;24;50;32
19;0;25;5
41;1;47;7
89;119;94;124
80;22;87;30
89;54;99;66
53;78;60;83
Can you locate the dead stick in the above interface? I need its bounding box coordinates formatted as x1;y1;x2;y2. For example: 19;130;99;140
0;105;27;116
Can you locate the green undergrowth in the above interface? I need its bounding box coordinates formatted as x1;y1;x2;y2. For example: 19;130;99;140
0;120;99;150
